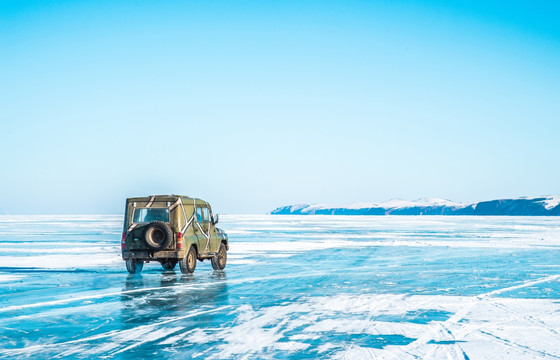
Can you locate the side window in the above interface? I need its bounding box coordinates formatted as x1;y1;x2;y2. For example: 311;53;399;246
196;207;203;223
202;207;210;223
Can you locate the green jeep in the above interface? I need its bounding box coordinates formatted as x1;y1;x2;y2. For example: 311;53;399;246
121;195;229;274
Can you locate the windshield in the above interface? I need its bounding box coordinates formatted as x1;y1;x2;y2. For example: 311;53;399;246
133;208;170;223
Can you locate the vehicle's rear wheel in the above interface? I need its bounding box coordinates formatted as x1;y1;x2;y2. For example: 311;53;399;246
211;243;227;271
161;259;177;270
126;259;144;274
179;246;197;274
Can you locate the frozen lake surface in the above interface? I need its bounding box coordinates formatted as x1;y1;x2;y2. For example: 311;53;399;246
1;215;560;359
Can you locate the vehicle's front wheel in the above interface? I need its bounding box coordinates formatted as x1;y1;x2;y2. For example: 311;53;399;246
179;246;197;274
211;243;227;271
161;259;177;270
126;259;144;274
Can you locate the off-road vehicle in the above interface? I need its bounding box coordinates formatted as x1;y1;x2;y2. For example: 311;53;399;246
121;195;229;274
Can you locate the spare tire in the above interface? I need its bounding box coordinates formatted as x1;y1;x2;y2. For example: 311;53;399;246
143;221;173;250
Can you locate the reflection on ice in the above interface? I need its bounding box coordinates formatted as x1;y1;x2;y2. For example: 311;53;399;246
121;271;229;322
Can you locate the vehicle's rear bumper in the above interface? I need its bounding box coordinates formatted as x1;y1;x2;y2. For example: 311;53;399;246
122;250;186;260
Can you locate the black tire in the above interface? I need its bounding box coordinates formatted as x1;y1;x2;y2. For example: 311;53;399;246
161;259;177;270
143;221;173;251
179;246;197;274
211;243;227;271
126;259;144;274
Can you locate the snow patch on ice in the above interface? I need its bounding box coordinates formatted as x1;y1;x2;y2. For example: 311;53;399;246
228;259;259;265
331;344;382;360
0;274;24;282
0;254;122;269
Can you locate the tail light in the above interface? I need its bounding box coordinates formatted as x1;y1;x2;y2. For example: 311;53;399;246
177;232;183;249
121;232;126;250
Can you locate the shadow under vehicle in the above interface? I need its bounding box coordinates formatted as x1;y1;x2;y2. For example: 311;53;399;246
121;195;229;274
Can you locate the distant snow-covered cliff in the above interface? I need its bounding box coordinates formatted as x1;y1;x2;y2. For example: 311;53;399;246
271;196;560;216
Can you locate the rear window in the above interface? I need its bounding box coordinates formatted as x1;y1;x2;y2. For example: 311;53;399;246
133;208;170;223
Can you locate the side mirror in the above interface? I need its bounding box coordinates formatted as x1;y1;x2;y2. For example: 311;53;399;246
212;214;219;224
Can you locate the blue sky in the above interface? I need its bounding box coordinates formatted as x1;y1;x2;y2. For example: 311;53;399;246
1;0;559;214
